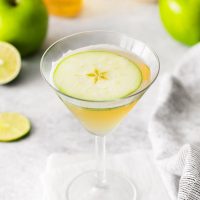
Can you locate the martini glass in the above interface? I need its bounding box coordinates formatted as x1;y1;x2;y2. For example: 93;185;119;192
40;31;159;200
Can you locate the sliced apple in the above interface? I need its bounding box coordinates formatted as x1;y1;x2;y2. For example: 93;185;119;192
53;51;142;101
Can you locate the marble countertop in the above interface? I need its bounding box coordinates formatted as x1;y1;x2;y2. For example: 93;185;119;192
0;1;188;199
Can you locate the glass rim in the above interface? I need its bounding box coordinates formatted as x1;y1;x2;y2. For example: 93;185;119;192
40;30;160;104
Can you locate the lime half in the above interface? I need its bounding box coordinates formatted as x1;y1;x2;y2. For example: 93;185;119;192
0;42;21;85
0;112;31;142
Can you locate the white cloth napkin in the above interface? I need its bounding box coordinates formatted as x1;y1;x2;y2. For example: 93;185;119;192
42;151;169;200
149;43;200;200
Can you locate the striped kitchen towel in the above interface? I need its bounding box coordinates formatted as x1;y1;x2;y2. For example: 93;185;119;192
149;43;200;200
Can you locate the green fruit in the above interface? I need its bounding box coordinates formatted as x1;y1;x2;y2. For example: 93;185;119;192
0;0;48;57
0;112;31;142
0;42;21;85
159;0;200;45
53;51;142;101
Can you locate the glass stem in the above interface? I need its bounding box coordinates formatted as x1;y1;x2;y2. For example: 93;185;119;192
95;135;106;186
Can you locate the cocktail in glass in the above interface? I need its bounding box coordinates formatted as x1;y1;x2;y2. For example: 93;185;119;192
40;31;159;200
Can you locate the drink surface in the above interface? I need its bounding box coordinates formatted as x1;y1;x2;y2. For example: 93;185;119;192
52;45;151;135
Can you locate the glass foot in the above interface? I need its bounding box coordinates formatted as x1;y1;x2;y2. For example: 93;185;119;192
66;170;136;200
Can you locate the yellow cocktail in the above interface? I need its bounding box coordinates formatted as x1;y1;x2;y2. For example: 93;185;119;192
64;63;150;135
40;31;160;200
53;47;151;135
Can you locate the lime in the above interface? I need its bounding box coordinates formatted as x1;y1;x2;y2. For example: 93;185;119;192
0;112;31;142
53;51;142;101
0;42;21;85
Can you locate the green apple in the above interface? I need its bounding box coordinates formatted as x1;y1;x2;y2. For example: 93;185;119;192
0;0;48;57
159;0;200;45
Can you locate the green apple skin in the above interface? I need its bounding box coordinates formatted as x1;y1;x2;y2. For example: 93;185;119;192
0;0;48;57
159;0;200;46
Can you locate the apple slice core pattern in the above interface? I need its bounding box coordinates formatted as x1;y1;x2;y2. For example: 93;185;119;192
53;51;143;101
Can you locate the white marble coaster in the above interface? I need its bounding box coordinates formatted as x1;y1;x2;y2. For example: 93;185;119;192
42;151;170;200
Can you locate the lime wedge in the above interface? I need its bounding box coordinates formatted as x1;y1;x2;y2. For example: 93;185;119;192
53;51;142;101
0;42;21;85
0;112;31;142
